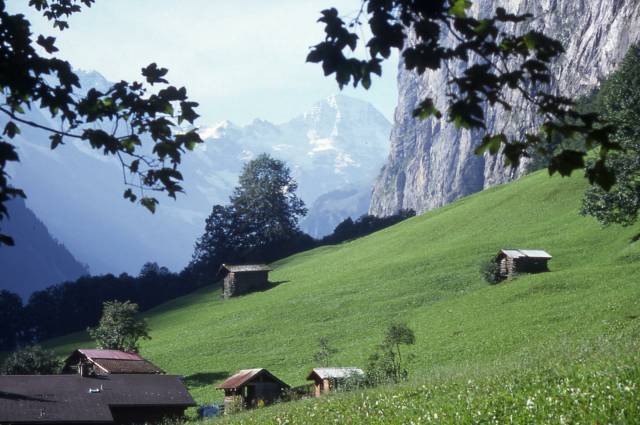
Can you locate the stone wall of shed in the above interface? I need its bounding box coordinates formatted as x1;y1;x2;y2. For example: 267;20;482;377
223;271;269;298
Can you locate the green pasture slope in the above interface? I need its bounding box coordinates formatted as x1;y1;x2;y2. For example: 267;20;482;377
48;170;640;423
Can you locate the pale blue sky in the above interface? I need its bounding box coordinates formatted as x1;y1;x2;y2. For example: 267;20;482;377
11;0;399;126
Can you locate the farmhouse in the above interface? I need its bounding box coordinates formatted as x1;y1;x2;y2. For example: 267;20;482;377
219;264;272;299
217;368;289;410
307;367;364;397
62;349;164;376
0;374;195;425
495;249;553;280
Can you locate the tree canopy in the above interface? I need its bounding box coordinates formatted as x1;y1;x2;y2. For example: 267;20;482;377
190;154;307;279
0;290;23;350
308;1;618;190
581;45;640;228
0;0;203;245
88;300;150;352
1;345;61;375
230;153;307;247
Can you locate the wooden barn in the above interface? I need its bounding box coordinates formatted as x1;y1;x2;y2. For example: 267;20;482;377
219;264;272;299
495;249;552;280
217;368;289;410
0;374;195;425
62;349;164;376
307;367;364;397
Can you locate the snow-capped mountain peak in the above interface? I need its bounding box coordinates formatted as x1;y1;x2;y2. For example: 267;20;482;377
10;70;392;274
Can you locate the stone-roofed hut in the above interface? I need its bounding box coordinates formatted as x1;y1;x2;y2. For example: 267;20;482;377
0;374;195;424
495;249;552;280
219;264;272;299
306;367;364;397
62;349;164;376
217;368;289;410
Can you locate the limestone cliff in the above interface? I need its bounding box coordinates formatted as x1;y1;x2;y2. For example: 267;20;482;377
370;0;640;216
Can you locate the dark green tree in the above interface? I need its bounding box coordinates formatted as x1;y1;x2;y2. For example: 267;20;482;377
0;290;24;350
2;345;61;375
189;155;308;280
0;0;203;246
313;336;338;367
139;262;170;278
230;154;307;247
581;45;640;227
190;204;238;277
88;300;150;352
309;1;618;190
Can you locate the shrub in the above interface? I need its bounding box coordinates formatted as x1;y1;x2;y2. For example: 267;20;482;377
365;323;416;386
224;396;245;415
2;345;61;375
336;373;368;393
480;259;501;284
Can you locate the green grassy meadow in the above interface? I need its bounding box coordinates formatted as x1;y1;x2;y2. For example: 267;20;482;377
46;170;640;423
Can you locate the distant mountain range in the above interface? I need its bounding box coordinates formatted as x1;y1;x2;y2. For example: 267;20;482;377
0;199;88;300
5;71;391;275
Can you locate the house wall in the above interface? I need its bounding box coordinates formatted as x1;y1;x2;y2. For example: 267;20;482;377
514;258;549;274
110;405;187;425
252;382;283;405
497;255;549;279
223;271;269;298
313;381;321;397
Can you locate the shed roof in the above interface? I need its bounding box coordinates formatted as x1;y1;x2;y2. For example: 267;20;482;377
221;264;272;273
90;359;164;374
217;369;289;390
307;367;364;381
499;249;552;259
0;374;195;424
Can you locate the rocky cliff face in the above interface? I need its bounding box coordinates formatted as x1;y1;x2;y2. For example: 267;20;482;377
370;0;640;216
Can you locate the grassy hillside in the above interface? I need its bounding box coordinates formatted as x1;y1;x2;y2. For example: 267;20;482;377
46;171;640;422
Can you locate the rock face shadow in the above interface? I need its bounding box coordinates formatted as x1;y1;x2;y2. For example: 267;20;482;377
183;371;229;388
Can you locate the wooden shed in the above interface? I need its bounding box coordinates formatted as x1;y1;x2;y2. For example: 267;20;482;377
62;349;164;376
219;264;272;299
495;249;552;280
217;368;289;410
306;367;364;397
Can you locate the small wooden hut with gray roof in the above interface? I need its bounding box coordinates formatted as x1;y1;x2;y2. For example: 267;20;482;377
495;249;552;280
219;264;272;299
307;367;364;397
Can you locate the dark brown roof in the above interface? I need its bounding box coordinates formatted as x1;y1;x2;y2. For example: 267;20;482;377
63;349;164;374
217;369;289;390
90;358;164;374
0;374;195;424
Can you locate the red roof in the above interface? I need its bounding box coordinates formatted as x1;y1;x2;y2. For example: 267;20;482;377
79;349;145;361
